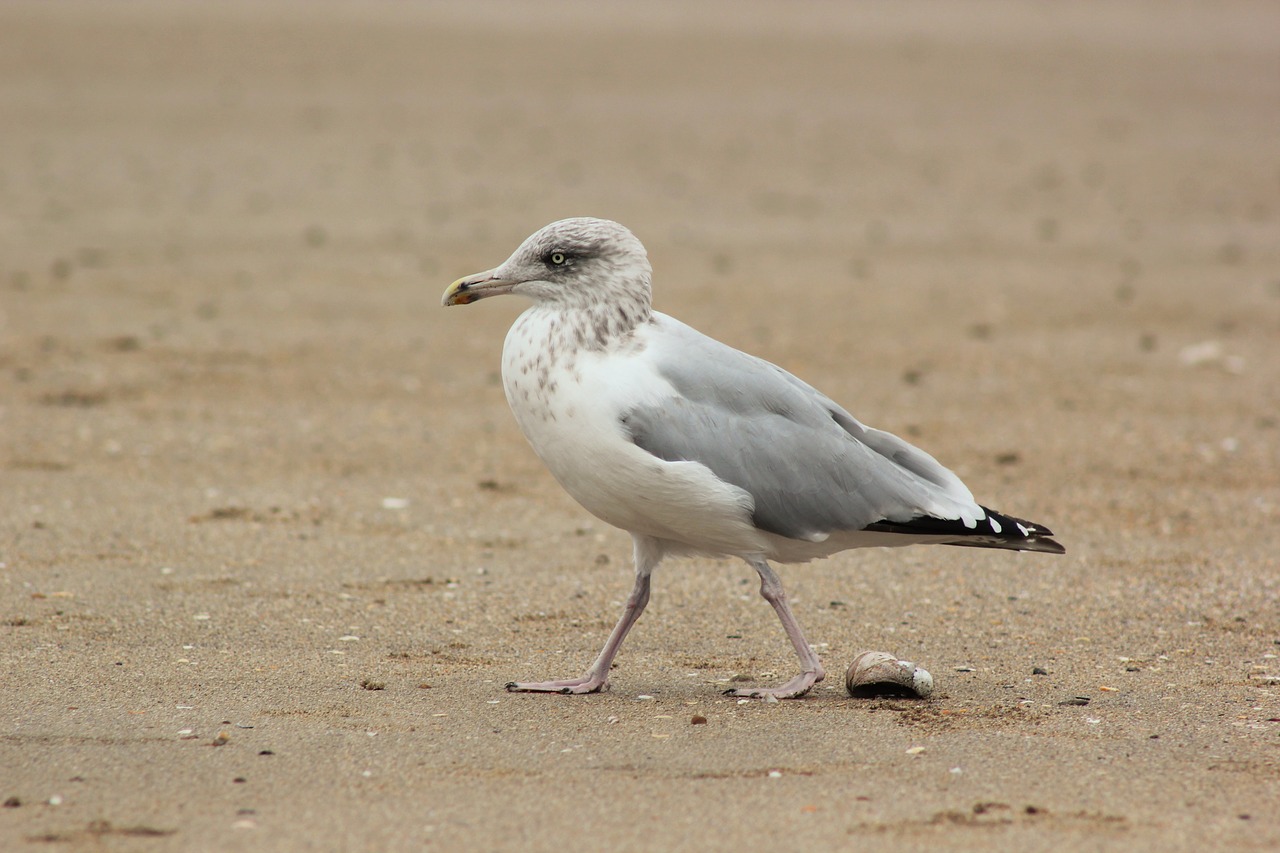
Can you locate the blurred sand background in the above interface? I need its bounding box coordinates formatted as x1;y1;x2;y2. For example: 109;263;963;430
1;1;1278;850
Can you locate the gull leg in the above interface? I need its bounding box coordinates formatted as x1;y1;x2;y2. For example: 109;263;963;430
506;536;662;695
725;556;826;699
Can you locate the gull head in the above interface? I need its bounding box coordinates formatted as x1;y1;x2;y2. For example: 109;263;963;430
443;218;652;311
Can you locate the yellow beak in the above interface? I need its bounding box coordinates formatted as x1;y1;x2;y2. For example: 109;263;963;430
442;269;516;306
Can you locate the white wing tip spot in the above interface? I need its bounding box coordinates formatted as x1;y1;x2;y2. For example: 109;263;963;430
988;517;1002;534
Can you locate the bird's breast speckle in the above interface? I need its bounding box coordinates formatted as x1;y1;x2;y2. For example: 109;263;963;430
503;304;644;436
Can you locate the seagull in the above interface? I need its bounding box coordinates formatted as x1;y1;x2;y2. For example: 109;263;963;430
442;217;1063;699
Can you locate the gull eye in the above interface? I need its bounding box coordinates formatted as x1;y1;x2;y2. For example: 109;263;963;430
549;252;567;266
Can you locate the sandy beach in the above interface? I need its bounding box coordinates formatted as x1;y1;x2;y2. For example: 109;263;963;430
2;2;1277;850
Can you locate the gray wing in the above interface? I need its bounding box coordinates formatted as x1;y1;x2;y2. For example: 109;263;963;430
621;317;981;542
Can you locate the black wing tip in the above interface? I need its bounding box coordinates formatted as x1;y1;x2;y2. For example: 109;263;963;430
865;507;1065;554
945;533;1065;554
1010;534;1066;555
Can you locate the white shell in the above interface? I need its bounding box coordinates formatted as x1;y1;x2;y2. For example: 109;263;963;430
845;650;935;699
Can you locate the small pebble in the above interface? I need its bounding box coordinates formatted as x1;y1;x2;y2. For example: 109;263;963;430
1178;340;1222;367
1059;696;1091;706
212;731;231;746
1032;667;1048;676
691;715;707;725
906;746;926;755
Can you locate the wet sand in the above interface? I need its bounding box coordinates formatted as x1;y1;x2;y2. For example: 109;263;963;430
1;2;1278;850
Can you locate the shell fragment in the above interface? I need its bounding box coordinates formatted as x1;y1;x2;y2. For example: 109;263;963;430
845;650;935;699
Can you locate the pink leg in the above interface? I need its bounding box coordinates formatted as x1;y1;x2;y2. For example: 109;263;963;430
506;536;661;695
725;557;826;699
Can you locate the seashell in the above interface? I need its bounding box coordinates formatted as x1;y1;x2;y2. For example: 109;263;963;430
845;650;934;699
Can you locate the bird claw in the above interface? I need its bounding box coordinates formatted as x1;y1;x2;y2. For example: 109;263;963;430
504;676;608;695
723;671;822;700
724;687;811;700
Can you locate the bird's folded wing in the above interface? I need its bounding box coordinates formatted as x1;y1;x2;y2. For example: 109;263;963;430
619;317;983;542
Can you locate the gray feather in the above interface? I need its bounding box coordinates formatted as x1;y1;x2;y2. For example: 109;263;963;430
620;319;979;541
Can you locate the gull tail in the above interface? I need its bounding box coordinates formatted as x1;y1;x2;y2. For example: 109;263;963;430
864;506;1065;554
